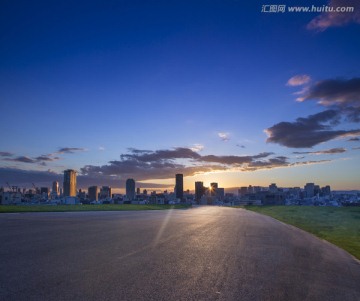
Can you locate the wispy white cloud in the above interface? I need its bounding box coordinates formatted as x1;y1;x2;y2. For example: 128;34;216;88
190;144;204;152
99;146;105;151
307;0;360;31
287;74;311;86
218;132;230;141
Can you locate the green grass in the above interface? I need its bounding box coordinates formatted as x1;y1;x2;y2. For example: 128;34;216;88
0;204;191;213
243;205;360;260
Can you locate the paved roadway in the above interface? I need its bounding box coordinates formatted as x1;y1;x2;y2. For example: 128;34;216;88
0;206;359;301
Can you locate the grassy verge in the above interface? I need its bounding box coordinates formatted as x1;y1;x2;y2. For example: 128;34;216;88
0;204;191;213
243;206;360;260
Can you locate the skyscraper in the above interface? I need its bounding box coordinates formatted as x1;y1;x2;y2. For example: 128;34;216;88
52;181;59;195
88;186;98;201
63;169;77;197
195;181;204;202
304;183;315;198
100;186;112;199
126;179;135;200
175;174;183;200
210;182;218;196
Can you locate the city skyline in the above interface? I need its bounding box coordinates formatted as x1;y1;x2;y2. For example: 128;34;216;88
1;1;360;191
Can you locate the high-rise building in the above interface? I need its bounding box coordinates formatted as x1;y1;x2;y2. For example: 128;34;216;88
52;181;59;195
63;169;77;197
40;187;49;198
210;182;218;196
321;185;331;196
88;186;98;201
195;181;204;201
126;179;135;200
304;183;315;198
136;187;140;195
99;186;112;199
175;174;183;199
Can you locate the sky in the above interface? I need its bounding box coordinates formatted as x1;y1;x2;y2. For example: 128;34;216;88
1;0;360;192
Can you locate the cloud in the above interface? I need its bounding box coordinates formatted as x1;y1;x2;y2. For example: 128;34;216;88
292;147;346;155
57;147;86;154
307;0;360;31
348;137;360;141
80;148;275;181
35;155;60;162
287;75;311;86
267;77;360;148
0;151;13;157
200;152;273;165
1;147;335;188
297;77;360;107
3;154;60;165
218;132;230;141
353;147;360;150
190;144;204;152
236;144;246;148
4;156;37;164
99;146;105;151
265;109;360;148
0;168;62;185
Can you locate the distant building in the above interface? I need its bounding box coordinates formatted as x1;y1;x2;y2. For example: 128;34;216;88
40;187;49;198
216;187;225;200
210;182;218;196
269;183;278;193
175;174;183;200
99;186;112;199
304;183;315;198
63;169;77;197
321;185;331;196
136;187;140;195
52;181;59;195
195;181;204;202
88;186;98;201
126;179;135;200
238;187;248;197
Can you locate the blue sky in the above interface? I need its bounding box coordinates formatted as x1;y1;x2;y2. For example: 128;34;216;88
1;0;360;192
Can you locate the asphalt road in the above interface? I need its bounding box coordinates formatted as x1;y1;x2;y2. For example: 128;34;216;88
1;206;359;301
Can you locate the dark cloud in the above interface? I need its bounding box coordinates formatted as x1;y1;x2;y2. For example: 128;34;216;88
35;155;60;162
120;147;201;163
353;147;360;150
57;147;86;154
0;167;62;185
236;144;246;148
244;156;289;171
200;152;273;165
4;154;60;165
4;156;37;164
348;137;360;141
0;152;13;157
268;77;360;148
292;148;346;155
299;77;360;108
265;109;360;148
80;148;274;181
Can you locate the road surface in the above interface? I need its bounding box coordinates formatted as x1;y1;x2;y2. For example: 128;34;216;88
0;206;359;301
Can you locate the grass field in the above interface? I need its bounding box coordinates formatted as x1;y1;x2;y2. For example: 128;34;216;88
0;204;191;213
244;205;360;260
